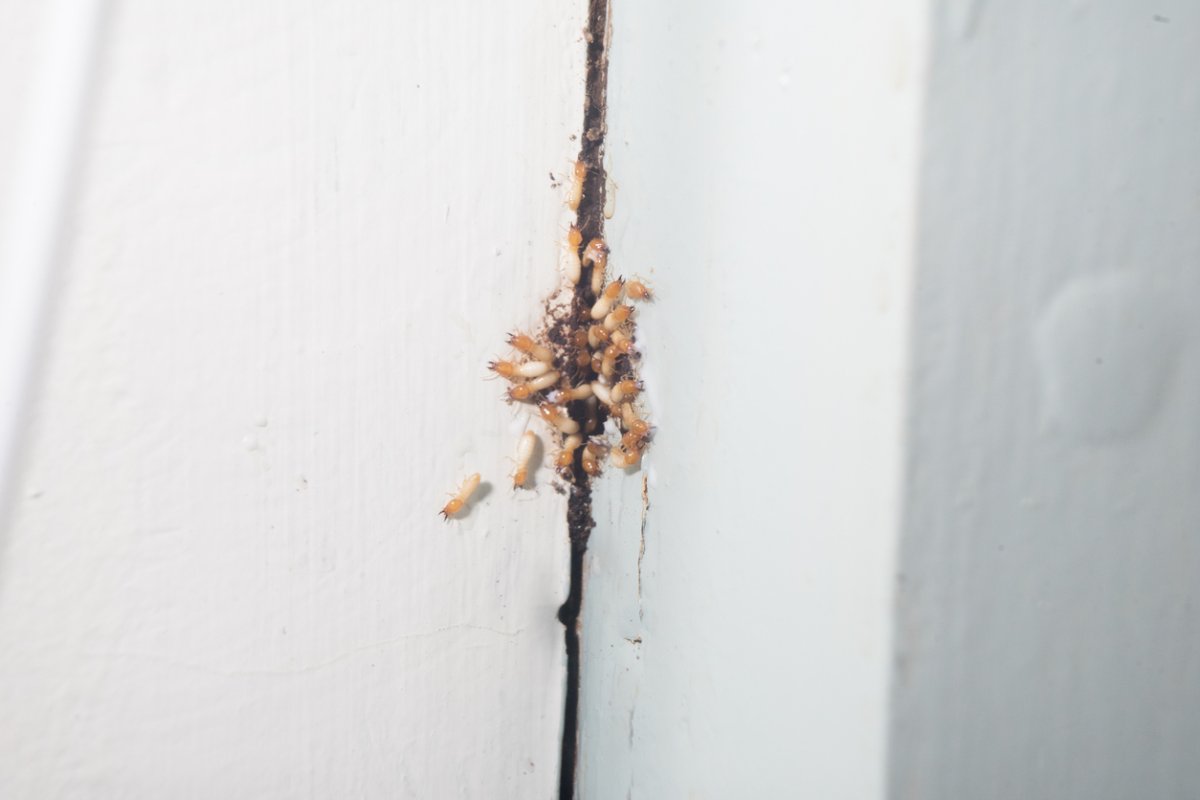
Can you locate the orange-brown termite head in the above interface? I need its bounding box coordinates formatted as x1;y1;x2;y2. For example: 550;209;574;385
555;434;583;469
576;351;592;368
440;472;481;520
507;332;555;364
507;384;534;402
620;402;650;440
625;279;653;301
602;305;632;332
512;431;537;489
488;359;550;380
590;280;625;320
611;444;643;469
581;441;606;476
571;329;589;349
610;378;642;403
567;160;586;211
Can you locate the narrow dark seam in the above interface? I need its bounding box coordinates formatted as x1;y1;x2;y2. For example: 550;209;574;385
556;1;610;797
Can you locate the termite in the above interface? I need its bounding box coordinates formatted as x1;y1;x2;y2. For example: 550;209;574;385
507;384;534;402
507;332;554;365
610;378;642;403
440;473;481;520
621;402;651;439
555;434;582;469
539;403;580;435
562;225;583;284
611;444;643;469
602;305;632;332
590;280;625;320
567;159;586;211
625;279;652;301
512;431;537;489
581;441;605;476
488;359;550;380
582;238;608;295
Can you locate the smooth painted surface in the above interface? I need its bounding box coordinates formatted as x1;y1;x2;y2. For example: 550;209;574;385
891;2;1200;798
0;2;583;796
578;2;927;797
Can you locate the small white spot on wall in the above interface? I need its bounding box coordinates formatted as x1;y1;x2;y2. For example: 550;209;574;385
1034;272;1184;443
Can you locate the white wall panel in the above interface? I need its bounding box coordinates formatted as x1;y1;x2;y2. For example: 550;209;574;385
891;3;1200;798
578;2;927;797
0;2;585;797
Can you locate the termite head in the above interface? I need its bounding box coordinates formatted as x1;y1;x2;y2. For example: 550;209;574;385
488;359;518;379
507;384;534;402
567;224;583;248
625;279;653;301
582;238;609;267
555;434;583;470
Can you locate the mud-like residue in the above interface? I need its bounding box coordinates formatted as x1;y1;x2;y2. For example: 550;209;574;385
556;2;610;797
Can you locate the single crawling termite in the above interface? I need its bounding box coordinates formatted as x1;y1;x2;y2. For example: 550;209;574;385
512;431;537;489
440;473;481;520
625;279;653;301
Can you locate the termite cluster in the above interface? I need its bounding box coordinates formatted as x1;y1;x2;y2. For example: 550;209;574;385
440;158;651;521
494;158;652;475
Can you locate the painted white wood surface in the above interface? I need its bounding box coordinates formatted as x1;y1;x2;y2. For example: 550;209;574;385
0;2;584;796
577;2;927;797
891;3;1200;798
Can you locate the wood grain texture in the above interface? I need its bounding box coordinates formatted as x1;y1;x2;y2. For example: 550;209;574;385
0;2;586;797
